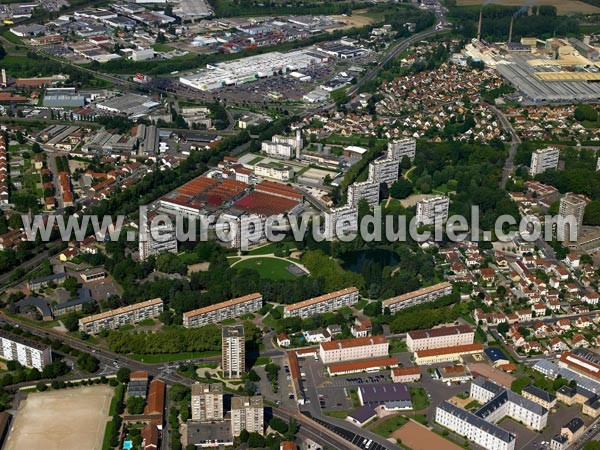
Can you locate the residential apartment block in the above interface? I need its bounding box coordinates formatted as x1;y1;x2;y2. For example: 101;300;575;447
558;193;587;241
368;157;399;187
323;205;359;241
78;298;163;334
231;396;264;436
284;287;359;319
416;195;450;226
191;383;224;422
0;329;52;370
388;138;416;161
222;325;245;379
406;325;474;352
183;293;263;328
347;180;380;207
319;335;389;365
139;213;178;261
530;147;559;176
382;282;452;314
436;401;516;450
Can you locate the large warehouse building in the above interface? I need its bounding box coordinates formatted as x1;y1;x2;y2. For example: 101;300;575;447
179;49;329;91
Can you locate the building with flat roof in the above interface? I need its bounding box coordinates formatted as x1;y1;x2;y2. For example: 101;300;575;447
388;138;416;161
183;293;262;328
323;205;358;241
407;325;474;352
347;180;380;207
191;383;223;422
231;396;263;436
222;325;245;379
139;212;178;261
78;298;163;333
284;287;359;319
0;329;52;370
383;282;452;314
416;195;450;226
530;147;559;176
319;335;388;364
326;357;398;376
368;157;399;187
558;193;587;242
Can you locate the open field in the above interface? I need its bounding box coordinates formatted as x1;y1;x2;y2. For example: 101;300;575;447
330;10;379;30
456;0;600;15
392;420;463;450
232;257;306;281
5;385;113;450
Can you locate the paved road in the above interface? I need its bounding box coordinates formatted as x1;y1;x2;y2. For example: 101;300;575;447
486;103;521;189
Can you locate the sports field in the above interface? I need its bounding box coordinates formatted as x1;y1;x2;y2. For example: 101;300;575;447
456;0;600;15
392;420;463;450
5;385;114;450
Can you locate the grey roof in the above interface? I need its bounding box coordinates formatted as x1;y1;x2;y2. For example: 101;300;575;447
552;434;568;444
533;359;600;394
30;272;66;285
15;296;52;318
506;390;548;416
359;383;412;409
438;401;515;444
186;421;233;446
348;405;377;423
563;417;584;434
472;376;504;396
53;288;94;312
0;329;49;352
522;385;556;404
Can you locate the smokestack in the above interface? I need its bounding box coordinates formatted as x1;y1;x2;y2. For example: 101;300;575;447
1;69;6;88
295;129;302;159
477;9;483;41
508;16;514;44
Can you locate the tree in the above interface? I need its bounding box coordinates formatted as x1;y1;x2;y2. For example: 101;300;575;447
127;396;145;414
77;353;99;373
247;432;265;448
497;322;509;335
390;179;413;199
269;417;288;434
62;312;80;332
36;382;47;391
510;376;530;394
116;367;131;383
238;429;249;443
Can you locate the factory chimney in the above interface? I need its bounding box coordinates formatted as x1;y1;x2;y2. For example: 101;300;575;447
1;69;6;88
295;129;302;159
477;9;483;41
508;16;514;44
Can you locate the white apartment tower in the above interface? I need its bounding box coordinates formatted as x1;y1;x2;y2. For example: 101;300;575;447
191;383;224;421
231;396;264;436
222;325;245;379
416;195;450;226
0;330;52;370
530;147;559;176
388;138;416;161
347;180;380;207
368;157;400;187
558;193;587;242
323;205;359;240
139;213;178;261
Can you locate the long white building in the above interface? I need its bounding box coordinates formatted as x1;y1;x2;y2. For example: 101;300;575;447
406;325;474;352
179;50;328;91
416;195;450;226
0;330;52;370
382;282;452;314
284;287;359;319
78;298;163;333
319;335;389;364
183;293;263;328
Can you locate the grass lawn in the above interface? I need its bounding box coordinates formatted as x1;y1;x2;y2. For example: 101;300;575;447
152;43;176;52
101;420;114;450
2;30;23;45
354;299;368;310
221;318;237;325
324;410;352;419
389;338;407;354
233;257;299;281
227;257;241;265
248;156;264;165
349;389;361;408
128;351;220;363
247;242;296;256
371;415;409;438
465;400;481;410
410;387;430;411
137;318;155;327
253;356;271;366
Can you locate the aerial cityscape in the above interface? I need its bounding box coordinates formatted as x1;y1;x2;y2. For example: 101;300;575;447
0;0;600;449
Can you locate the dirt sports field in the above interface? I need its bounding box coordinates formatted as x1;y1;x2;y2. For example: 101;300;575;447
457;0;600;15
331;10;378;30
5;385;114;450
392;420;463;450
